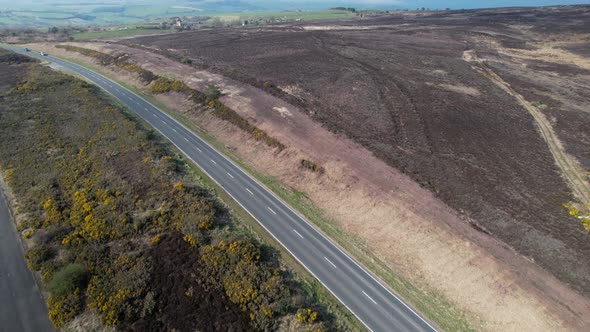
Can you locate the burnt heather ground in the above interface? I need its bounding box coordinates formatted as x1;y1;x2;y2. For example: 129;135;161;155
125;6;590;295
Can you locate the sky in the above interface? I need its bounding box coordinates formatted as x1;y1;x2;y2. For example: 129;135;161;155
0;0;587;10
380;0;587;9
250;0;589;10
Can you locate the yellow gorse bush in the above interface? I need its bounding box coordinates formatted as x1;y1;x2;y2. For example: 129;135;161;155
564;203;590;231
0;47;329;331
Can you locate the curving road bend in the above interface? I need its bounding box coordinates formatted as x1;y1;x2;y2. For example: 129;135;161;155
1;45;437;332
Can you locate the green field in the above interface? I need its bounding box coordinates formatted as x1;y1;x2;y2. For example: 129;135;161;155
0;0;360;29
208;9;357;22
71;28;174;40
0;3;202;28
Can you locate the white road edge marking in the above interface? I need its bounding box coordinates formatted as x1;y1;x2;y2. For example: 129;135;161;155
227;172;234;179
324;256;337;269
267;207;277;215
246;188;254;195
99;93;379;331
293;229;304;239
16;50;436;332
91;51;389;332
362;290;378;305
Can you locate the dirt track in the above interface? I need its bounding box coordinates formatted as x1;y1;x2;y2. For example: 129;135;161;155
464;50;590;203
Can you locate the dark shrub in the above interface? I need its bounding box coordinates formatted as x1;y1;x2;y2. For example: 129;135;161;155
47;263;88;296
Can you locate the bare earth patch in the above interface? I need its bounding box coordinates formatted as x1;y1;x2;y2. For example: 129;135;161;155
431;83;481;96
272;106;292;118
302;25;385;31
26;41;590;331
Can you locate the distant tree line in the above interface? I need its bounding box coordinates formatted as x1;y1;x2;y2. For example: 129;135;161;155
331;7;357;12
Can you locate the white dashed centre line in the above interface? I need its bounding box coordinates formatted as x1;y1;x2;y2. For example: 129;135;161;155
293;229;304;239
152;114;157;117
227;172;234;179
196;147;202;152
246;188;254;195
172;128;177;133
210;159;217;165
162;121;167;125
362;291;378;305
267;207;277;215
184;137;189;142
324;257;337;269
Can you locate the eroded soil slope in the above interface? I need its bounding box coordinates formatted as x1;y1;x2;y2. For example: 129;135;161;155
126;6;590;295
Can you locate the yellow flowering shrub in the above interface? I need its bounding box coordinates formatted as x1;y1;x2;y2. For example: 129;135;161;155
47;289;84;328
0;58;331;331
297;308;318;324
564;203;590;231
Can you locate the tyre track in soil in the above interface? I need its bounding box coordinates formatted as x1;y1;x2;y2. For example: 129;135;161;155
309;31;433;154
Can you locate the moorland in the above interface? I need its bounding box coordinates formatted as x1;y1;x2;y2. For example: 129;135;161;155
125;5;590;296
3;4;590;331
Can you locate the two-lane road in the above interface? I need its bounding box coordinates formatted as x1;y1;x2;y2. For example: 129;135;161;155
0;190;54;332
2;45;437;332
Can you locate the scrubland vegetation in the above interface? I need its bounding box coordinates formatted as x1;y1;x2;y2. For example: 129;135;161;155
300;160;325;174
55;45;157;83
56;44;285;151
0;50;331;331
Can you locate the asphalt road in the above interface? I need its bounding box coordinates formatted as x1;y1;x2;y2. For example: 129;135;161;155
0;191;54;332
1;45;437;332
